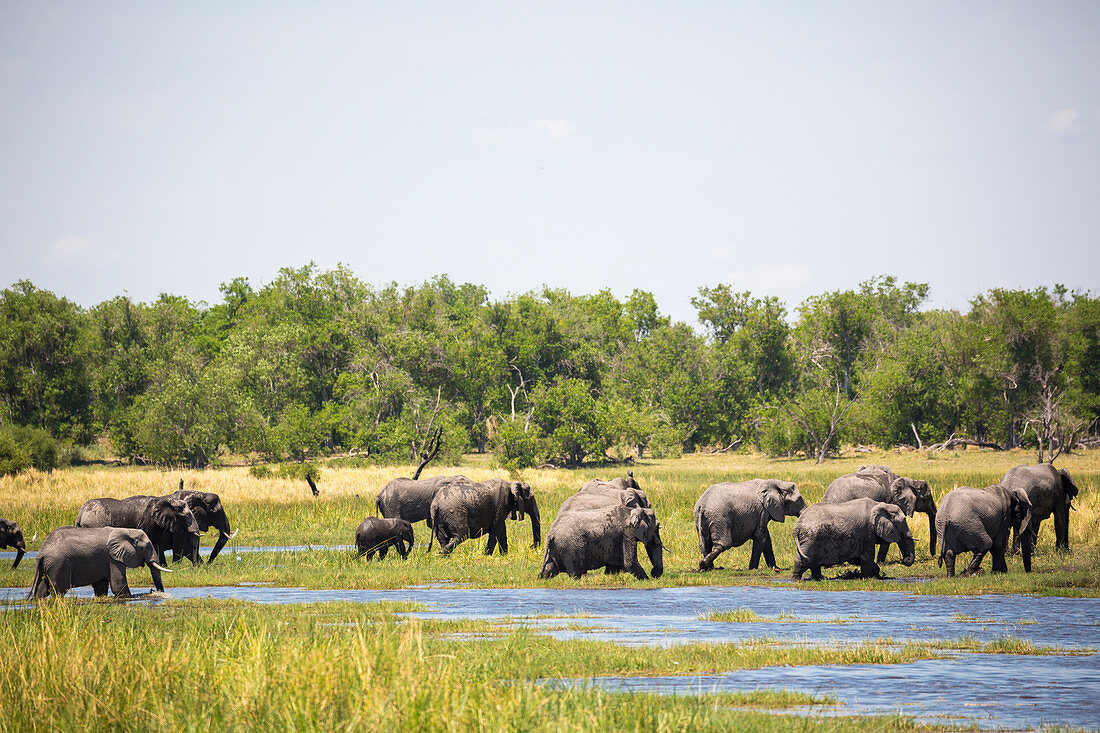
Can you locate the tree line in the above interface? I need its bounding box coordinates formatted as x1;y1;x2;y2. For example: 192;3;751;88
0;264;1097;471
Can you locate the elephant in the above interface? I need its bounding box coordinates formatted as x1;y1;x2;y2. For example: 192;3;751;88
428;478;541;555
694;479;805;571
823;466;937;559
0;518;27;570
578;477;650;508
539;504;663;580
28;526;171;599
75;496;200;566
376;475;472;543
355;517;414;560
792;498;915;580
1001;464;1078;552
168;488;236;564
560;486;648;514
936;484;1032;577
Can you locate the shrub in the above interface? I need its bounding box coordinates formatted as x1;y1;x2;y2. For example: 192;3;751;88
0;431;30;477
0;424;62;475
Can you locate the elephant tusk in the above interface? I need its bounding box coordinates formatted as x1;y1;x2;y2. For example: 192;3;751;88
151;562;173;573
229;530;239;539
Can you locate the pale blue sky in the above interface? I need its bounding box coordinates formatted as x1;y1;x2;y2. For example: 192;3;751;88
1;2;1097;324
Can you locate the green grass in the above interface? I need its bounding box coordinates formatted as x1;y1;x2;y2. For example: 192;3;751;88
0;599;952;733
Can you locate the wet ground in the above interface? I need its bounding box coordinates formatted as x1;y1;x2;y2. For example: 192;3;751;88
5;565;1099;730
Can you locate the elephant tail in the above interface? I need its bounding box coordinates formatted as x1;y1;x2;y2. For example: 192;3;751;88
427;504;439;551
27;555;45;599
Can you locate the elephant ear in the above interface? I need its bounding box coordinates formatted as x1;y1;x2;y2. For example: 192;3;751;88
627;507;647;539
873;504;903;544
1059;468;1079;502
758;484;784;522
108;530;141;566
1011;487;1033;536
151;498;179;530
510;483;526;521
890;479;917;516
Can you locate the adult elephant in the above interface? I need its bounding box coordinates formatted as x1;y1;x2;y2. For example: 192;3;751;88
937;484;1032;577
75;496;200;566
561;486;648;514
1001;464;1078;552
792;498;915;580
824;466;937;558
694;479;805;571
29;526;171;599
355;517;414;560
539;504;663;580
0;518;27;570
428;478;541;555
376;475;472;542
578;477;650;508
169;488;236;564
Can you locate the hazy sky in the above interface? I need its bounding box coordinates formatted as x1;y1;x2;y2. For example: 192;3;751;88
1;2;1097;324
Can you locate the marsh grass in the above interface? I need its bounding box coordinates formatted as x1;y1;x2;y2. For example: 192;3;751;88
703;608;885;624
1;447;1098;595
0;600;943;732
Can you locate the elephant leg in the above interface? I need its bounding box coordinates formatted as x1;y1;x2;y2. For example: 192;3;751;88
810;566;823;581
944;550;956;577
440;536;462;555
760;532;777;570
108;563;132;598
961;551;986;576
991;548;1007;573
1053;509;1069;551
92;579;109;597
859;560;881;579
378;544;389;561
876;542;890;564
699;543;729;571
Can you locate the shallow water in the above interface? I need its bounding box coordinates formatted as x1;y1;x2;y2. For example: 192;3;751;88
1;544;358;563
3;585;1098;649
554;653;1100;731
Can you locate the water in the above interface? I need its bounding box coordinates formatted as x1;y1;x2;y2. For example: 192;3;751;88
1;545;357;563
556;653;1100;731
3;584;1097;730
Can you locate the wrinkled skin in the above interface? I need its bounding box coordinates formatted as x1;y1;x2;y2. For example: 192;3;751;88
694;479;805;571
560;487;647;514
792;498;915;580
169;489;234;564
937;484;1032;577
539;504;663;580
355;517;414;560
824;466;937;559
376;475;471;544
0;517;27;570
29;526;168;599
578;477;650;508
429;478;541;555
75;496;200;566
1001;464;1078;552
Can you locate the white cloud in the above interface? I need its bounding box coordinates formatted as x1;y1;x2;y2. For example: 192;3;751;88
533;118;578;142
1045;108;1080;135
46;235;120;266
724;262;813;297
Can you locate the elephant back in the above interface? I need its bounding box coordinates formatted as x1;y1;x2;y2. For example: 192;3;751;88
822;474;890;505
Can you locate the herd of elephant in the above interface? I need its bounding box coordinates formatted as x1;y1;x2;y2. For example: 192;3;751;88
0;462;1078;599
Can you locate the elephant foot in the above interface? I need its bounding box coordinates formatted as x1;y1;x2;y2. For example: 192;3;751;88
959;568;983;578
698;559;713;572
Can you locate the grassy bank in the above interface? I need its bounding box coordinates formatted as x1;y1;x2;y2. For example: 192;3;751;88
1;448;1097;595
0;599;963;733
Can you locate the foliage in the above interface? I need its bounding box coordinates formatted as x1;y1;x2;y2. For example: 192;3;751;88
0;424;62;473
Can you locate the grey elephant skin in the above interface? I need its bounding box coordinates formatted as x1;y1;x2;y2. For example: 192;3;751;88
429;478;541;555
0;517;27;570
75;496;200;566
169;489;235;564
1001;464;1077;552
694;479;805;571
936;484;1032;577
539;504;663;580
578;477;650;508
29;526;169;598
355;517;414;560
792;498;915;580
823;465;937;558
376;475;471;543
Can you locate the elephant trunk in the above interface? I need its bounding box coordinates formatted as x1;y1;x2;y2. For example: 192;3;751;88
528;496;541;547
927;510;937;555
11;544;24;570
206;511;233;563
898;534;916;567
646;533;664;579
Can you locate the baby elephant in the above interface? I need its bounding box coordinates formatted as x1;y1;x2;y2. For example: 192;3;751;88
29;526;171;599
355;517;414;560
936;484;1032;577
792;498;915;580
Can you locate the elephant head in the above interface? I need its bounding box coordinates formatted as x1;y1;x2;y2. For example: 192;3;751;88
153;498;201;558
871;502;915;566
108;528;172;593
758;480;806;522
627;507;663;579
395;519;414;553
177;490;236;563
1059;468;1079;508
0;519;26;570
1006;485;1033;572
508;481;541;547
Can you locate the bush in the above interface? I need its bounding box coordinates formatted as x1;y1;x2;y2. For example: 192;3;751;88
249;464;274;479
492;420;545;472
0;424;62;474
278;461;322;483
0;431;30;477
